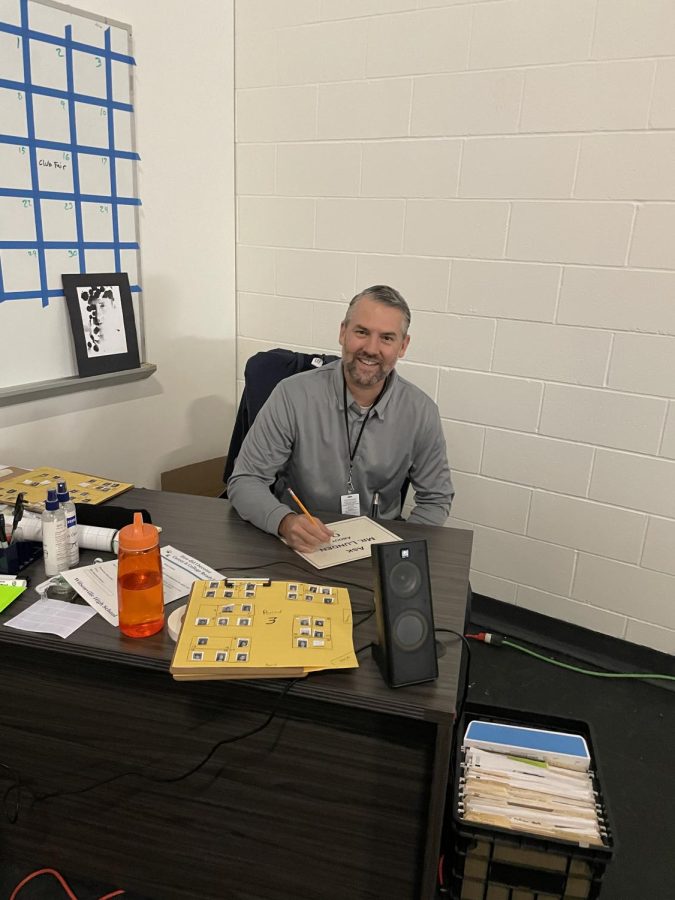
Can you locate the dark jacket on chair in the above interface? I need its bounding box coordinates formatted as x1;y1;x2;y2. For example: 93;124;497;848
222;348;339;489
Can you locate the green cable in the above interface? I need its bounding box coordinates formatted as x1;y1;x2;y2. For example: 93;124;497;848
502;639;675;682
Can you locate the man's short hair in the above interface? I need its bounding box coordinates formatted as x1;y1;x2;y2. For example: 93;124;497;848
344;285;411;336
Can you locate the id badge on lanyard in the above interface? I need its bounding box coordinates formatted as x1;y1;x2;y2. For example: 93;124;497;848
342;371;387;518
340;492;360;515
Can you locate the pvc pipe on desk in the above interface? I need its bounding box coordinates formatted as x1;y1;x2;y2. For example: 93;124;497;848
10;517;119;553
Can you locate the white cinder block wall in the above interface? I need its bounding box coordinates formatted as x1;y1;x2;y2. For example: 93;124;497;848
233;0;675;656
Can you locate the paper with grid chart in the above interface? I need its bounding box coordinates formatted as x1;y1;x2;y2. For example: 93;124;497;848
5;597;96;638
0;466;132;512
170;578;357;680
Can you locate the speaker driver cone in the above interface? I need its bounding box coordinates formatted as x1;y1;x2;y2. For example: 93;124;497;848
393;610;428;651
389;560;422;597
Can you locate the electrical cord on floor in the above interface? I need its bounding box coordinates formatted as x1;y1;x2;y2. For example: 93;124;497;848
9;867;124;900
467;631;675;682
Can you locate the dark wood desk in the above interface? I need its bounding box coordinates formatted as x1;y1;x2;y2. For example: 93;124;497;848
0;490;472;900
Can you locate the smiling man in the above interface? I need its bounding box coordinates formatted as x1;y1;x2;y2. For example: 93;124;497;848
227;285;454;552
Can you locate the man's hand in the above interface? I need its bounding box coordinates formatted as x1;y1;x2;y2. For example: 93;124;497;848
278;513;334;552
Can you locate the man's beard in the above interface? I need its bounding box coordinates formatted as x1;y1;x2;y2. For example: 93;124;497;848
345;353;388;387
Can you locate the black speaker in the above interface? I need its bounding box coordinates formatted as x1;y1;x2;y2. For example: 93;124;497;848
371;539;438;688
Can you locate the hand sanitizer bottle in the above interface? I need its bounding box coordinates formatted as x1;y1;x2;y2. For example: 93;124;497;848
56;480;79;568
42;489;68;576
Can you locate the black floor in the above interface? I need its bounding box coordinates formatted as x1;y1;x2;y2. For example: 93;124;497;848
3;599;674;900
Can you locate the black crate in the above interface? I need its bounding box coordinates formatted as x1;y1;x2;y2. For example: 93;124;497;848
0;540;43;575
444;703;614;900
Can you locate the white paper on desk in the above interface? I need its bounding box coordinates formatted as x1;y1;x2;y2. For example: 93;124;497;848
5;598;96;638
296;515;401;569
61;545;223;627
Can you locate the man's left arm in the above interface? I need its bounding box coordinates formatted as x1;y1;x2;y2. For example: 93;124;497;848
406;406;454;526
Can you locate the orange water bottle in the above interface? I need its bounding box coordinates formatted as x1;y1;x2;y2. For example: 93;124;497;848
117;513;164;638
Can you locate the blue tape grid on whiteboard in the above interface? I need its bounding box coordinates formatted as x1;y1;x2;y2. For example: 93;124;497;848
0;0;141;306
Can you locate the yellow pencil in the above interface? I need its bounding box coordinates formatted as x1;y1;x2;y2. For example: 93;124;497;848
288;488;316;525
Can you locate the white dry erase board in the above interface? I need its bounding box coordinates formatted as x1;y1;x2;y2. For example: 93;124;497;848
0;0;144;391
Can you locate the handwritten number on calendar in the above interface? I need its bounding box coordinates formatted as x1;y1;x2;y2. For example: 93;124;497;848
68;250;78;257
99;205;109;214
56;47;63;58
64;202;74;210
95;57;102;68
22;199;32;208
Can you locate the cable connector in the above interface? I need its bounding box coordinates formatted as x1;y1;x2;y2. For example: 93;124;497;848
485;631;504;646
465;631;505;646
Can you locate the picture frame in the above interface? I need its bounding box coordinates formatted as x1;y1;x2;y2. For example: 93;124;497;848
62;272;141;377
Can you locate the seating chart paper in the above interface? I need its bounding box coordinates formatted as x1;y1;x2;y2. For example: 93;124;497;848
170;578;358;681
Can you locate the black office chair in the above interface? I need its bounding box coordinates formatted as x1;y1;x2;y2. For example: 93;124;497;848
221;348;339;495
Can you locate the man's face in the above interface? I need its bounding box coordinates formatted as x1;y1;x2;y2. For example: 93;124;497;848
339;297;410;392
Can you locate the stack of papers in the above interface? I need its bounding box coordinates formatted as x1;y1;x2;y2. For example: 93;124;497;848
170;577;358;680
459;723;608;847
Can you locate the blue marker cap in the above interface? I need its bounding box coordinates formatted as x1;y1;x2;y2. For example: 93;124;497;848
45;488;60;511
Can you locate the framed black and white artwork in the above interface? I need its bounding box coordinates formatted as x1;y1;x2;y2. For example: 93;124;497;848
62;273;141;377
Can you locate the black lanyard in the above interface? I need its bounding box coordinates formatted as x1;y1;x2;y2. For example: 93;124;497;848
342;372;388;492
